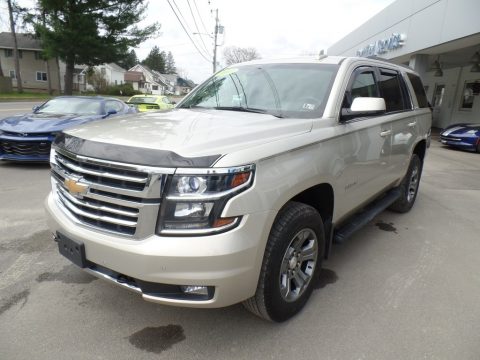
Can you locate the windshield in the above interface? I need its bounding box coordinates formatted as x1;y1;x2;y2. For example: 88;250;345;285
36;98;103;115
128;96;158;104
178;63;338;118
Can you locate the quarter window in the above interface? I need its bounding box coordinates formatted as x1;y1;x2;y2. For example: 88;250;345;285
407;73;429;108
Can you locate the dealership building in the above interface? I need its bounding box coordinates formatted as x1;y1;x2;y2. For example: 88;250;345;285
328;0;480;129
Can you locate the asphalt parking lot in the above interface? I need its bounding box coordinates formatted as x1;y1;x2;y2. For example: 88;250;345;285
1;123;480;359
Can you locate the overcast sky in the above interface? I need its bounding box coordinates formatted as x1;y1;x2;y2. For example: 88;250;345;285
139;0;396;82
0;0;396;83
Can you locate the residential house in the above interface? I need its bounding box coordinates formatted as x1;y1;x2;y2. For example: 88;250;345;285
0;32;62;92
128;64;168;94
124;71;146;92
159;73;195;95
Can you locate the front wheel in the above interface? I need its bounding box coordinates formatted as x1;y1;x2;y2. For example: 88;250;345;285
389;153;423;213
243;202;324;322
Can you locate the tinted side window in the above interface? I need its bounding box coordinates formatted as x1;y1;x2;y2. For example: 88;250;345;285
407;73;429;108
343;69;378;108
378;69;407;112
105;100;123;113
352;71;377;99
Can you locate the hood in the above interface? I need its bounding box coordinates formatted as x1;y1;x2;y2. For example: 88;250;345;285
442;123;480;136
63;108;313;158
0;113;102;133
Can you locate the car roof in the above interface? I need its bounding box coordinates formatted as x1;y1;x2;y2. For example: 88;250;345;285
51;96;121;101
230;55;416;74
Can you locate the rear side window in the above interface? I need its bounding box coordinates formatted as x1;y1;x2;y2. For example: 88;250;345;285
407;73;429;108
377;69;408;112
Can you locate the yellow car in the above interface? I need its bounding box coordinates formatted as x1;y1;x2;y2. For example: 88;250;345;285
126;95;175;112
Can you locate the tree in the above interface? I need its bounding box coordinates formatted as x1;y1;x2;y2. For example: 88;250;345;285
141;46;165;73
86;68;108;93
223;46;261;66
118;49;138;71
165;51;176;74
7;0;23;93
28;0;159;95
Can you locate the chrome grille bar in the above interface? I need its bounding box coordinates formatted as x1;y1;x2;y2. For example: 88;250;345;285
57;190;137;227
56;154;149;184
50;147;173;238
57;185;139;218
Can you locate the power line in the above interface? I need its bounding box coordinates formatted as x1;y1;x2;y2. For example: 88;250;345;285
187;0;210;56
171;0;210;58
166;0;211;63
192;0;210;36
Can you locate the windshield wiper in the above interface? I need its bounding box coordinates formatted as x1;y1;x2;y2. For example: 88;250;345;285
214;106;284;118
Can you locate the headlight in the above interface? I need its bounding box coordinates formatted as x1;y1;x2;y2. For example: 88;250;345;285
157;165;255;235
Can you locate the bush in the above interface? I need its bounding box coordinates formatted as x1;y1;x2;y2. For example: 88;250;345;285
105;83;141;96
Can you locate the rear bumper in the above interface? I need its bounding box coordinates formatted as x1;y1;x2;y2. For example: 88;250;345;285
45;192;275;308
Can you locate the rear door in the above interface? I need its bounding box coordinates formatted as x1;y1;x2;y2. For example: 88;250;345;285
377;67;418;182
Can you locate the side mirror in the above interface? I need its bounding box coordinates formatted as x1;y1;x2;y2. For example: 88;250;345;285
32;105;40;112
103;109;117;118
341;97;386;121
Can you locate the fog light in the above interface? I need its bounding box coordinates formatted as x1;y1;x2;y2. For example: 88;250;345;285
180;285;209;296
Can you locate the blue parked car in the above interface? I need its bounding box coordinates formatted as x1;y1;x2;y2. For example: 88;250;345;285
440;123;480;153
0;96;136;162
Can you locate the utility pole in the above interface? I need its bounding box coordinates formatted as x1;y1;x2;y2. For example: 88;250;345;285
7;0;23;93
212;8;219;73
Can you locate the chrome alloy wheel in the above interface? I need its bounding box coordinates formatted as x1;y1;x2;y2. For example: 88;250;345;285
407;164;419;203
279;228;318;302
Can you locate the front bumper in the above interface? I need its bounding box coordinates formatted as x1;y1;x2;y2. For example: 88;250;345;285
45;192;275;308
440;135;477;150
0;134;52;161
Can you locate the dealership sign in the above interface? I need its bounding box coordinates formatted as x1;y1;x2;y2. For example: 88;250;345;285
356;33;406;57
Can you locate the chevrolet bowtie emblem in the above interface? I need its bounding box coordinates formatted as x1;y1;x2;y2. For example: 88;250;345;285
64;177;89;195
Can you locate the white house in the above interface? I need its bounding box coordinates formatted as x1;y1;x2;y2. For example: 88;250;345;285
128;64;168;94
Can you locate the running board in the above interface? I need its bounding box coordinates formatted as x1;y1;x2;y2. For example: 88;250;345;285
333;188;401;244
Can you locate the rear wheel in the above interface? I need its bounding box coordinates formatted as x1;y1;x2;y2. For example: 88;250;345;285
389;154;422;213
243;202;324;322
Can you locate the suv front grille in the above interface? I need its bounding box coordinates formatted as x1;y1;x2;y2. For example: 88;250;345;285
50;147;174;238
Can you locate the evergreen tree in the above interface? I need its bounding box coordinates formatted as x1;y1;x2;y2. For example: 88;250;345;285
118;49;138;70
165;51;177;74
141;46;166;73
28;0;159;95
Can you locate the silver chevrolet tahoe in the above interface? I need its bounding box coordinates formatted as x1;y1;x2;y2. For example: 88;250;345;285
45;56;432;322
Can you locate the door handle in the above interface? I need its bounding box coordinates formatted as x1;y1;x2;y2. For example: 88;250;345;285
408;121;417;127
380;130;392;137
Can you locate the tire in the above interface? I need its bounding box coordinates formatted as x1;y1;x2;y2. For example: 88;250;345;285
389;154;423;213
243;202;324;322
